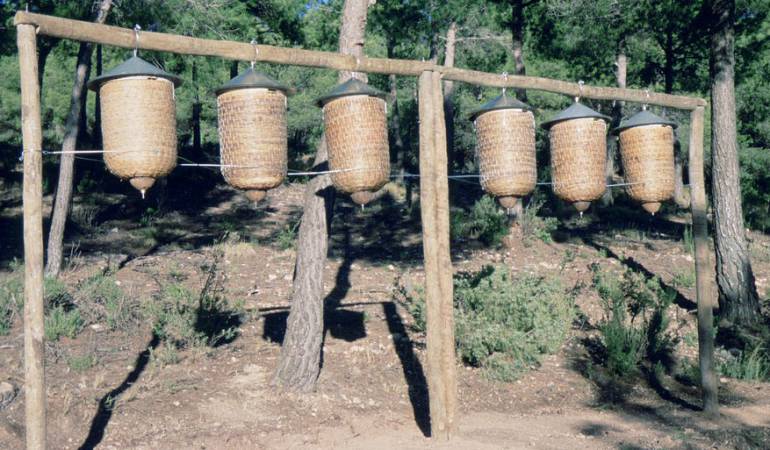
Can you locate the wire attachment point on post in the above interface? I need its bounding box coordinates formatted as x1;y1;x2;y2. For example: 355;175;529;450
133;25;141;57
575;80;585;103
250;39;258;68
501;72;508;96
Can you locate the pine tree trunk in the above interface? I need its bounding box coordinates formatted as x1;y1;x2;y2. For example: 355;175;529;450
45;0;113;277
443;22;457;173
602;39;626;207
511;0;527;102
191;60;201;154
93;44;103;149
387;42;406;185
273;0;372;391
709;0;760;326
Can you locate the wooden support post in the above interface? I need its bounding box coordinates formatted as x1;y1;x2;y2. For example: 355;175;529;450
418;71;457;440
17;24;47;449
688;106;719;417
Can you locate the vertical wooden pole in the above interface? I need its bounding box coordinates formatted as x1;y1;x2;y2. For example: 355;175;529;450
688;106;719;417
17;24;47;449
418;70;457;440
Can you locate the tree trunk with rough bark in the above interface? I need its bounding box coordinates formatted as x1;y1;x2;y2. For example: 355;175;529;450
511;0;528;102
387;42;406;185
93;44;103;148
273;0;372;391
45;0;113;277
601;39;626;207
709;0;760;326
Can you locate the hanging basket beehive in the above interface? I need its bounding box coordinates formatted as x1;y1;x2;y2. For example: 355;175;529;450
614;110;677;215
470;94;536;210
88;56;181;198
317;78;390;206
216;68;289;203
542;102;610;213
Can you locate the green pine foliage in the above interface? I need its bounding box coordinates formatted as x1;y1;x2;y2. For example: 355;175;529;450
399;266;575;381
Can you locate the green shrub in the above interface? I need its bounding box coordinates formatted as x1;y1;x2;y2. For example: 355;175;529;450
450;196;509;246
68;353;97;372
718;346;770;381
142;283;242;358
276;221;300;250
671;270;696;289
400;266;575;381
0;271;23;335
518;196;558;244
591;265;678;378
79;274;135;331
45;305;83;341
0;264;75;335
682;225;694;254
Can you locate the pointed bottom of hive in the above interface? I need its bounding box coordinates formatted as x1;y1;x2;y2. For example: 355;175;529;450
351;191;374;206
573;201;591;213
642;202;661;215
129;177;156;199
244;189;267;203
497;196;519;210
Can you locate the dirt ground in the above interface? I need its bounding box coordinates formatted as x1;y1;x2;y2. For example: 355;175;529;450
1;180;769;449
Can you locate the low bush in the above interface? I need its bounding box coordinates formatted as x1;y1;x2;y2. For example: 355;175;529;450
78;274;135;331
399;265;575;381
718;346;770;381
591;264;678;378
143;281;243;363
450;196;509;246
518;195;559;244
45;305;83;341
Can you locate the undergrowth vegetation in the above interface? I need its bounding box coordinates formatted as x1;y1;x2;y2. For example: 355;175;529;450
399;265;575;381
590;264;678;380
450;196;509;246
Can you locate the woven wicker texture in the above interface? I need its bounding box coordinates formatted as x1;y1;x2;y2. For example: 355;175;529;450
217;88;287;194
476;109;536;199
619;124;674;214
324;95;390;195
100;77;177;188
549;117;607;205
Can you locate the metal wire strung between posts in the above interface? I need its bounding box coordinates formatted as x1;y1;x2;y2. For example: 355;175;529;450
18;148;158;161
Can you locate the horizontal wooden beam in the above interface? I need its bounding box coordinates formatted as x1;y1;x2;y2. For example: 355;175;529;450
14;11;706;110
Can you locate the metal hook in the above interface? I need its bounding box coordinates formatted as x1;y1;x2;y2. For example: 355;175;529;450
501;71;508;95
250;39;258;68
133;24;141;57
575;80;585;103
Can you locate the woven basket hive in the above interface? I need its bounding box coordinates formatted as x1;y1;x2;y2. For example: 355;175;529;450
317;79;390;206
615;110;677;215
216;68;289;203
543;103;610;213
89;56;181;198
471;94;536;210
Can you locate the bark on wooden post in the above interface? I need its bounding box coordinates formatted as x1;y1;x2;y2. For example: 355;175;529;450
688;105;719;417
17;23;47;450
418;70;457;440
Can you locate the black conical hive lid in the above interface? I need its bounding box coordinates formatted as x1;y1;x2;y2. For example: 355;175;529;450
215;67;289;96
88;56;182;91
469;94;533;121
315;78;387;107
612;110;678;134
541;102;610;129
